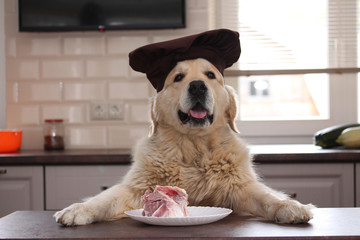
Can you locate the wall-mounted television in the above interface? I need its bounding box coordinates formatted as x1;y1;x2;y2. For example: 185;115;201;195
19;0;186;32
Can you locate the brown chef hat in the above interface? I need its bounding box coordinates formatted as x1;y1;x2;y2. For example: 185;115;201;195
129;29;241;92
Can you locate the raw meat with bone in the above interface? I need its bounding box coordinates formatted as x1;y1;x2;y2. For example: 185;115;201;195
141;186;189;217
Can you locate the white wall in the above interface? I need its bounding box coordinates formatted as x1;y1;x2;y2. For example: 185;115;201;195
4;0;210;149
0;0;6;129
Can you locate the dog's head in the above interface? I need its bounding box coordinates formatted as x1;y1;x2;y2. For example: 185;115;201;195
150;58;239;135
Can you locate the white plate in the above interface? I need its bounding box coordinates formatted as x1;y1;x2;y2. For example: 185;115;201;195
125;206;232;226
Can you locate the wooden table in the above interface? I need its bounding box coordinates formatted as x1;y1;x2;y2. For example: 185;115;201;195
0;208;360;239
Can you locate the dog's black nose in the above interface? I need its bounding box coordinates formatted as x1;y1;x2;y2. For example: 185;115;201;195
189;80;207;96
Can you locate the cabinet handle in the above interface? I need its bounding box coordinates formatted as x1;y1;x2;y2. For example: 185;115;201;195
0;169;7;175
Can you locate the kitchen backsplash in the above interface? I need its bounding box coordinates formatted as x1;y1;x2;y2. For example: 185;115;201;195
4;0;210;149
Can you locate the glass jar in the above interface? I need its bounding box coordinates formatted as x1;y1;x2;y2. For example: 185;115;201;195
43;119;65;151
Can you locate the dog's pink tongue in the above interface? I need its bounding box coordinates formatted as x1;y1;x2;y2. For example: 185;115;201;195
189;109;207;119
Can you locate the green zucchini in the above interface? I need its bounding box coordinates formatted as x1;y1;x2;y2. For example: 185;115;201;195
314;123;360;148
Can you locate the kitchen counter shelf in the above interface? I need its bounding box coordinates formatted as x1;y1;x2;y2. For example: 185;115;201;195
250;144;360;163
1;144;360;165
0;149;132;165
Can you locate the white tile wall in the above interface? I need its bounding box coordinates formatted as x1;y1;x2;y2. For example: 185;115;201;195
7;60;39;80
108;81;150;100
6;38;16;57
42;60;83;79
20;127;43;149
17;38;61;57
63;37;105;56
41;104;86;124
107;36;149;55
6;82;18;103
86;59;128;78
7;104;40;126
130;102;150;123
64;82;106;101
5;0;210;149
18;82;62;102
129;68;147;78
67;127;107;148
107;126;149;149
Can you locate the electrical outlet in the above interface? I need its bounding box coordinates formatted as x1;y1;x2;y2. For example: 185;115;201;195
108;102;124;120
90;102;108;120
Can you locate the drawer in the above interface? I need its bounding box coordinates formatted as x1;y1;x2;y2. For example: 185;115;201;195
45;165;130;210
0;166;44;217
256;163;354;207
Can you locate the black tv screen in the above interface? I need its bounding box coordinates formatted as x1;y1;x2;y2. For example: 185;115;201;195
19;0;185;32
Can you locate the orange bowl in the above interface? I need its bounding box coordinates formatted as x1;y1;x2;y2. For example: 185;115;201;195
0;130;22;153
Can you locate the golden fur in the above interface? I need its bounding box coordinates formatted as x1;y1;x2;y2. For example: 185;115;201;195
55;58;314;226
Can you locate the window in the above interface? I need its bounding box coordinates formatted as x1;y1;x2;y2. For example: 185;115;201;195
211;0;359;144
239;74;329;121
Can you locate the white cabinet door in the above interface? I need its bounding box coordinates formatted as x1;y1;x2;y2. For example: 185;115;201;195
256;163;354;207
45;165;130;210
0;166;44;217
357;164;360;207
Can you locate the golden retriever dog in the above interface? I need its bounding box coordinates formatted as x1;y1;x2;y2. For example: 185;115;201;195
54;58;314;226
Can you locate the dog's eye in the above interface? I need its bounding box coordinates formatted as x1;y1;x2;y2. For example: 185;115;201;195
174;73;185;82
206;71;216;79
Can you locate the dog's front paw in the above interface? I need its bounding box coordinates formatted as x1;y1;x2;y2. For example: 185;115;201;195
54;203;95;226
273;200;315;224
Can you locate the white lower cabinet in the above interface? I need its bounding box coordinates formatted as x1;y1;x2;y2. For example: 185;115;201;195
0;166;44;217
356;164;360;207
257;163;354;207
45;165;130;210
0;162;357;215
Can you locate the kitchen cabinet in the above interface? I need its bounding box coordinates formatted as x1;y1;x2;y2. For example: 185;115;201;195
0;166;44;217
1;146;359;215
45;165;131;210
257;163;354;207
357;164;360;207
45;163;354;210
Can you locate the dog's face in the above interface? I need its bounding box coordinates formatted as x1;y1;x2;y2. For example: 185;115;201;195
151;58;238;135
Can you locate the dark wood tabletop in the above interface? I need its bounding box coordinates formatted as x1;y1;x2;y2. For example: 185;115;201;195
0;208;360;239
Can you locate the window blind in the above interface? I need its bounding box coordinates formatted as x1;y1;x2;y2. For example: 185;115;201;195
213;0;360;75
328;0;357;68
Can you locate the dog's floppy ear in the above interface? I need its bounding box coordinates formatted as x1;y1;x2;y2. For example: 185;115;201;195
225;85;239;133
149;96;159;136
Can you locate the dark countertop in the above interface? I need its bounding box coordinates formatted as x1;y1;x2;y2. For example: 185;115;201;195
0;208;360;239
0;148;132;165
0;144;360;165
249;144;360;163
